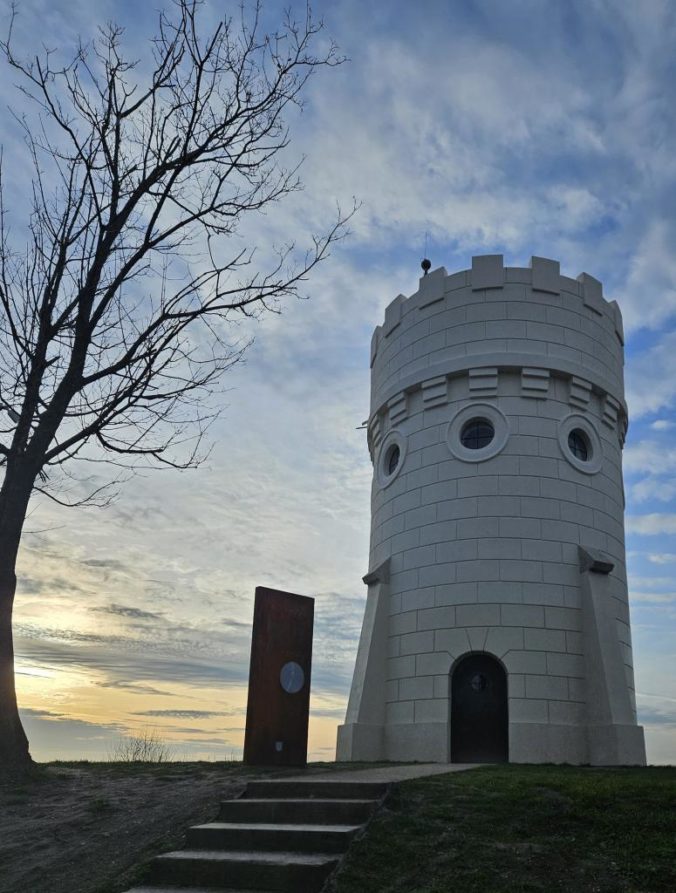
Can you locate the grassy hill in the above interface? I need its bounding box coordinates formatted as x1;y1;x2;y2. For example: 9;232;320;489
328;765;676;893
1;762;674;892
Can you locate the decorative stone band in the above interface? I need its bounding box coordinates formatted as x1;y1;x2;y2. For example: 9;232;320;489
372;351;626;417
366;360;628;460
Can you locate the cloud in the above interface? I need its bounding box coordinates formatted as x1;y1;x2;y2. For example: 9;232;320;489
16;666;55;678
623;438;676;507
638;706;676;728
16;578;48;595
297;0;676;338
17;575;84;596
300;29;610;255
618;221;676;331
648;554;676;565
630;479;676;504
132;709;235;719
631;593;676;604
626;514;676;535
637;692;676;728
90;604;166;622
96;680;174;697
629;576;676;590
626;335;676;419
81;558;129;571
21;707;67;720
173;736;241;750
19;707;125;761
15;634;251;689
624;440;676;476
308;706;349;719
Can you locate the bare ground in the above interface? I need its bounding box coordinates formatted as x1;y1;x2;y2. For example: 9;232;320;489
0;761;264;893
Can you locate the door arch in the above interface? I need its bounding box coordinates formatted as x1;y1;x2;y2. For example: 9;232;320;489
451;652;508;763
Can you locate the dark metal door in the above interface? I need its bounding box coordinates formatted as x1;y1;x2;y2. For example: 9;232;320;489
451;653;508;763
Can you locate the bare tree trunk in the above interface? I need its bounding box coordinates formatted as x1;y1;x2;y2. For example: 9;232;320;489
0;567;30;770
0;466;35;771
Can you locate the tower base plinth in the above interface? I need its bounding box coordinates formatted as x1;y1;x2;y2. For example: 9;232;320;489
337;720;647;766
336;722;383;762
587;724;646;766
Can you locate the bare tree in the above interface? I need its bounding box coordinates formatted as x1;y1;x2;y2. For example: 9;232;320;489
0;0;350;770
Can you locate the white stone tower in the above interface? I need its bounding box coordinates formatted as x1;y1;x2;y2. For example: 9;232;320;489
337;255;646;765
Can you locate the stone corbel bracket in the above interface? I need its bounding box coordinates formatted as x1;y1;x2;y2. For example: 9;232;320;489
578;546;614;575
363;558;390;586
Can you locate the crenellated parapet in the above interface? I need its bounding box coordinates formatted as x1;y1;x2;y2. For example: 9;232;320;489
367;256;628;461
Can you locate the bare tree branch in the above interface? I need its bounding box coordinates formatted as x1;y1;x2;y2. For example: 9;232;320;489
0;0;353;488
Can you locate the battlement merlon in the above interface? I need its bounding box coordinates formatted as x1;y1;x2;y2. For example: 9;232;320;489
374;256;624;345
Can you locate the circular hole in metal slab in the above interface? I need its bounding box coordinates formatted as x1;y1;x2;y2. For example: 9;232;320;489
279;661;305;694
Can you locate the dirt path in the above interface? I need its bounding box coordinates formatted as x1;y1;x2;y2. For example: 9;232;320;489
0;762;254;893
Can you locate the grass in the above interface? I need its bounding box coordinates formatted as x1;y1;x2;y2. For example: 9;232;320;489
40;758;396;777
330;765;676;893
88;794;114;813
45;759;250;776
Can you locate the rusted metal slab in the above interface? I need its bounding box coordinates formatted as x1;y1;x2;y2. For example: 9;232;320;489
243;586;314;766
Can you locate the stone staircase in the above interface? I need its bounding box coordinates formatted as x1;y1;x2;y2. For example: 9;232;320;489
124;778;388;893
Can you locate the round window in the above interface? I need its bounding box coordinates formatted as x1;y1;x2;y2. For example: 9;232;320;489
377;430;407;488
568;429;590;462
557;414;603;475
386;444;400;476
460;418;495;450
447;403;509;463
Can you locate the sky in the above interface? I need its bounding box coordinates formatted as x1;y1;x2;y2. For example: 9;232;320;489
2;0;676;764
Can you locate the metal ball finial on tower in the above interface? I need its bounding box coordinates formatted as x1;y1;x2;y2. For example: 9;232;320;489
421;258;431;276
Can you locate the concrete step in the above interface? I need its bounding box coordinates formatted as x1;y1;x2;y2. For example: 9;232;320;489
244;779;388;801
218;797;378;825
149;849;339;892
187;821;360;853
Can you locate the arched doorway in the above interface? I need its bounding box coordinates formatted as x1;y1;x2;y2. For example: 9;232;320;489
451;653;508;763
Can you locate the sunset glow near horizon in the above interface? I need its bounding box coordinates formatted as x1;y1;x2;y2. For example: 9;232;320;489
5;0;676;764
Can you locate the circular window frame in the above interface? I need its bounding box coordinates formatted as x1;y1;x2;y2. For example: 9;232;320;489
377;429;407;488
447;403;510;463
557;413;603;475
